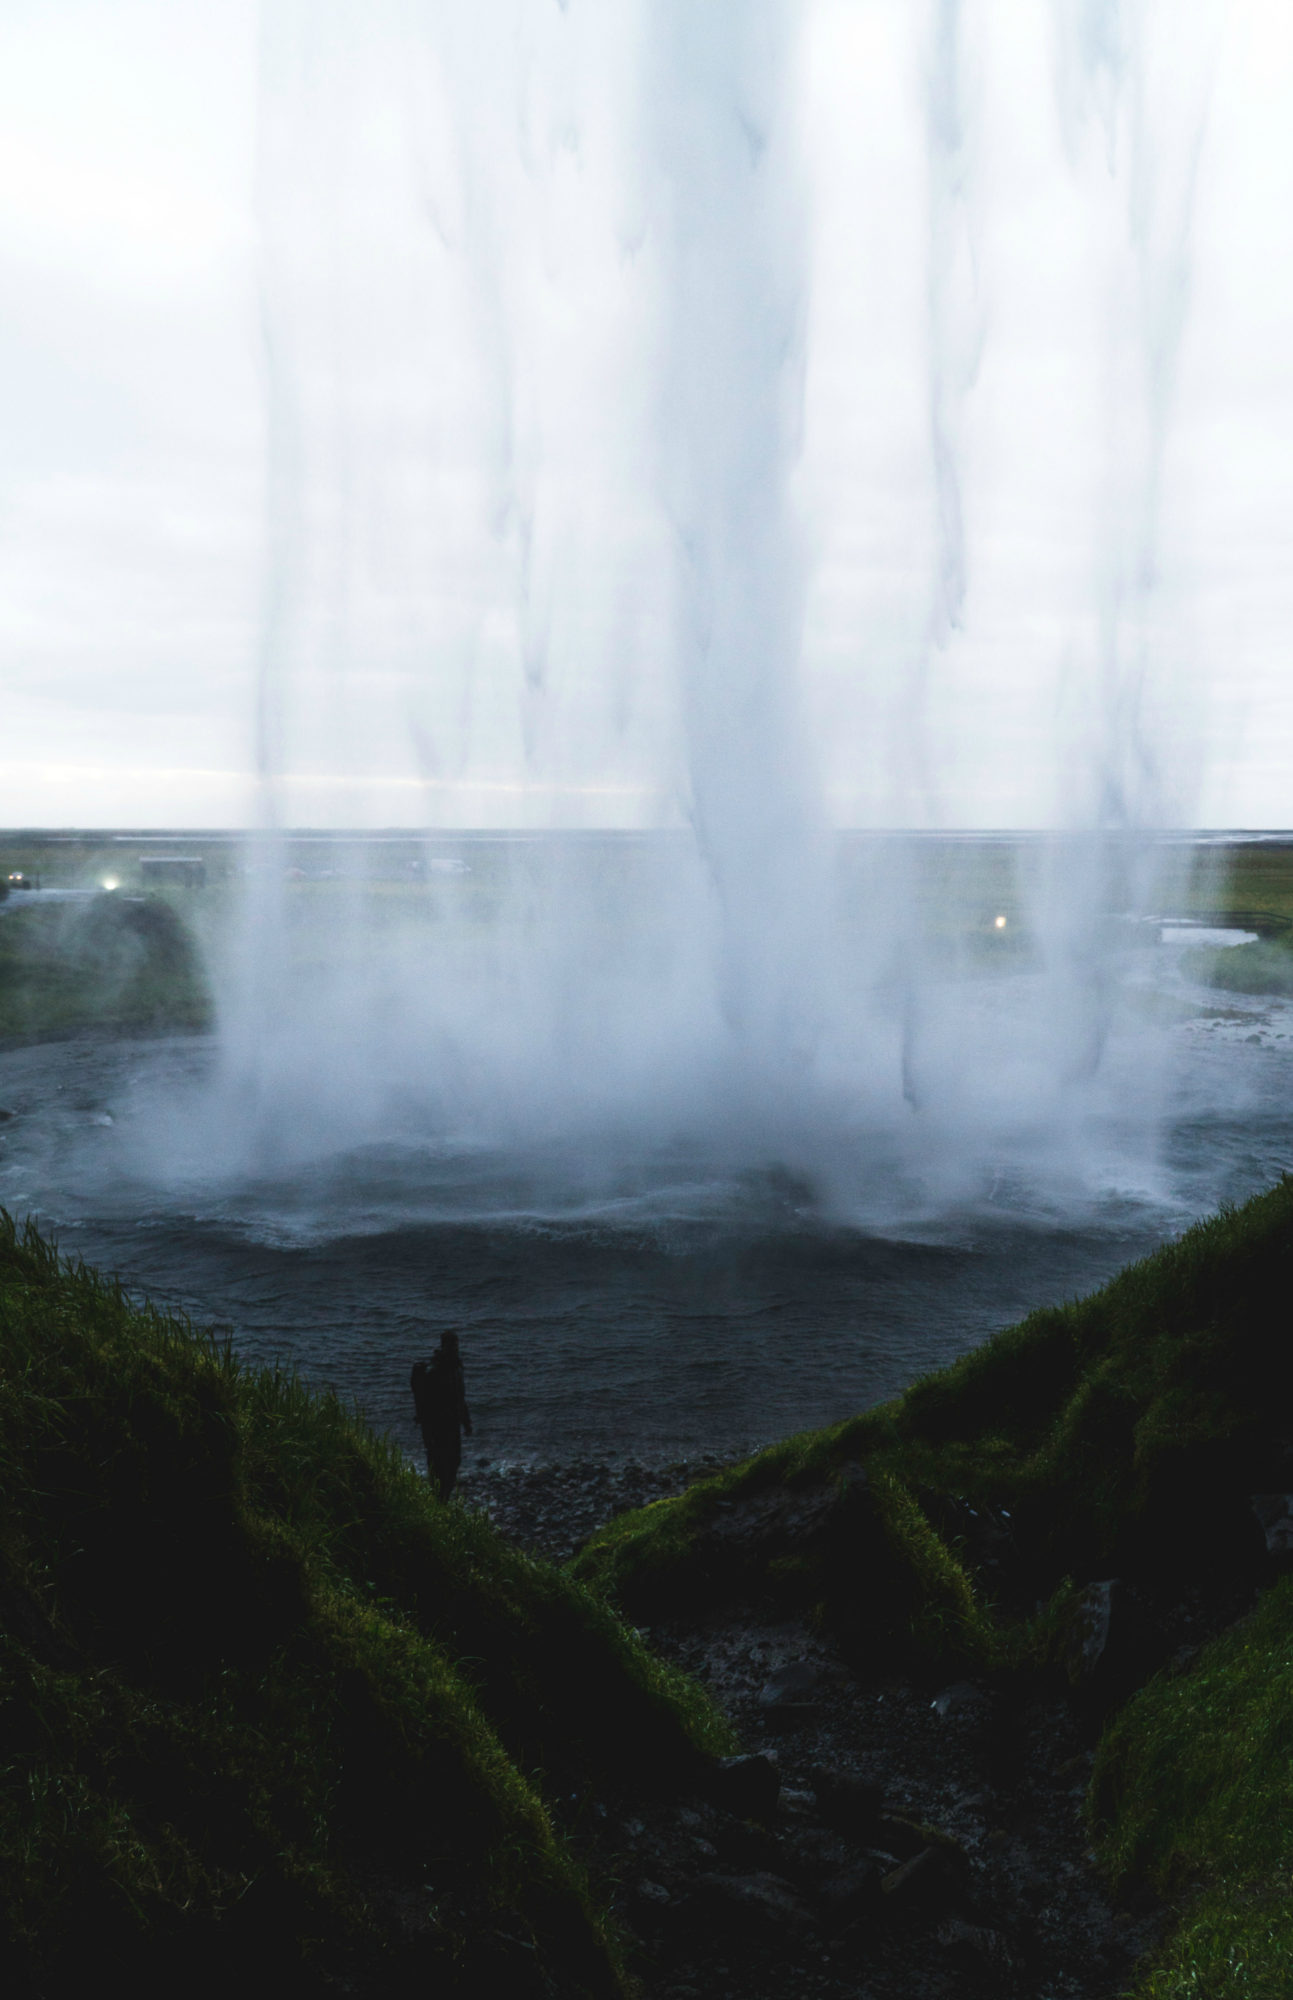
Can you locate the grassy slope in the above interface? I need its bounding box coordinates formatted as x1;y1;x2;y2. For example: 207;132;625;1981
0;895;211;1040
575;1179;1293;1628
0;1214;732;1998
573;1178;1293;1994
1092;1577;1293;1998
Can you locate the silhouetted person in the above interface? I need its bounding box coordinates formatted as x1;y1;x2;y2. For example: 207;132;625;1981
411;1331;472;1499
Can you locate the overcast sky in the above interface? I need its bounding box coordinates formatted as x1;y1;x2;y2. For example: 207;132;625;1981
1;0;1291;830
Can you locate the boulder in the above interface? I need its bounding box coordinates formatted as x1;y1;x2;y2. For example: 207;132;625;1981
931;1679;984;1720
816;1858;882;1928
810;1768;883;1840
1250;1493;1293;1559
880;1846;958;1922
758;1657;829;1724
685;1870;818;1942
937;1915;1020;1972
874;1814;939;1864
709;1753;781;1819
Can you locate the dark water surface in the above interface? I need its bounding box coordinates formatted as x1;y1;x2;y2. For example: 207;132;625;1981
2;995;1291;1468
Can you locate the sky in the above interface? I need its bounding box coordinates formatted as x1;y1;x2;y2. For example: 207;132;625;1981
1;0;1291;830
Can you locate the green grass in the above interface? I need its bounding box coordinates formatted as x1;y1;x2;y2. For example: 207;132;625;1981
1176;843;1293;996
1182;843;1293;930
0;1213;733;1996
570;1428;997;1669
0;895;211;1040
1091;1578;1293;1997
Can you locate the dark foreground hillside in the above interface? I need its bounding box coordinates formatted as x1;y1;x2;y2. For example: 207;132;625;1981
0;1213;730;1998
572;1179;1293;1997
7;1182;1293;1997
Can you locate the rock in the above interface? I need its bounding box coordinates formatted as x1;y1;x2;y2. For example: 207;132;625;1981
816;1858;882;1928
758;1658;828;1723
1065;1579;1117;1682
1061;1578;1156;1706
1251;1493;1293;1558
636;1879;671;1906
686;1870;818;1941
709;1753;781;1820
0;1108;16;1121
937;1915;1019;1970
777;1823;852;1881
711;1816;784;1874
880;1846;957;1922
810;1768;883;1839
873;1814;933;1863
760;1658;827;1702
931;1679;983;1719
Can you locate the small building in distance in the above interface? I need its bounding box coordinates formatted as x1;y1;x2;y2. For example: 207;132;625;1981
139;856;206;889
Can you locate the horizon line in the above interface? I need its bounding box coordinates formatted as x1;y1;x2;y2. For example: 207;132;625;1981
3;826;1292;844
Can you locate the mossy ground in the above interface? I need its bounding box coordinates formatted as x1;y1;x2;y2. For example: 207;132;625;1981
573;1177;1293;1995
1183;841;1293;930
0;1213;732;1997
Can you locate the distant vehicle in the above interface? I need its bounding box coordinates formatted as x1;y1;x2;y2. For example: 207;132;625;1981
5;871;36;890
139;856;206;889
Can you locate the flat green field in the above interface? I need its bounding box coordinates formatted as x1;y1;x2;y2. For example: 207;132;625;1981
3;833;1293;1042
